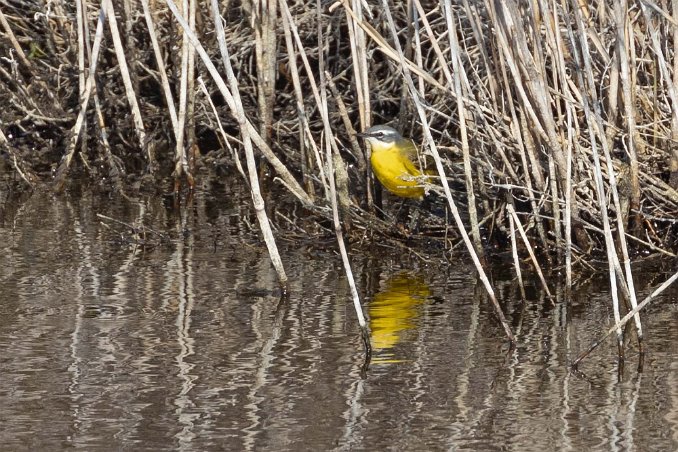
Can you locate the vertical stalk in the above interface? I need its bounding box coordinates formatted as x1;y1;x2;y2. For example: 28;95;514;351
173;0;190;187
568;0;624;356
508;200;526;301
444;1;483;257
316;2;367;331
141;0;179;131
252;0;278;144
614;1;641;226
345;0;374;208
53;4;107;191
104;0;151;167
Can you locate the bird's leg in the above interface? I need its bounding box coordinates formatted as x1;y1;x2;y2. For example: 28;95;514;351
407;206;422;234
392;198;408;222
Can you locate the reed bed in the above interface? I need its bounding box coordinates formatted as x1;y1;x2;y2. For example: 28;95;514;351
2;0;678;352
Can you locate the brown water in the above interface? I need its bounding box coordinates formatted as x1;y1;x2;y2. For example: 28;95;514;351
1;179;677;451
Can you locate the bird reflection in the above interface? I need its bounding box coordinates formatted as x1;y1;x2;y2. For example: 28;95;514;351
369;272;430;364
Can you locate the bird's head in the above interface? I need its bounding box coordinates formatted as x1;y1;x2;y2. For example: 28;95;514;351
357;125;403;150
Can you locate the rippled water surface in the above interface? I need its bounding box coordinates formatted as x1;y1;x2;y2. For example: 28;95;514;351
1;181;677;451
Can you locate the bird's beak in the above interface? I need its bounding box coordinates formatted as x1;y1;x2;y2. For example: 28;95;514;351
356;131;369;138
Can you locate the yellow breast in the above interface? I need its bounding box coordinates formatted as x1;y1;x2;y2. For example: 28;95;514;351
370;144;426;199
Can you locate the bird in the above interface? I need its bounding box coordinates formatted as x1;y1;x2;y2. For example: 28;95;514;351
357;125;429;199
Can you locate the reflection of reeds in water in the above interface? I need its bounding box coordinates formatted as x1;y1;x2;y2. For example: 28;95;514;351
369;273;430;364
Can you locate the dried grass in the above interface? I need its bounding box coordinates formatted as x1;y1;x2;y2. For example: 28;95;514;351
2;0;678;268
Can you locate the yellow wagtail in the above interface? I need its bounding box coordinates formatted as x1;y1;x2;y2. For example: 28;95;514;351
357;125;429;199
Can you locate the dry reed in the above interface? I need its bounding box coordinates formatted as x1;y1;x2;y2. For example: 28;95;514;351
2;0;678;355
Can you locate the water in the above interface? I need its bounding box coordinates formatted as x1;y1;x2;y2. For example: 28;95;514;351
1;180;677;451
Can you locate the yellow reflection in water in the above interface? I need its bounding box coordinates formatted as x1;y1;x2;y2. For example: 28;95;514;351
369;272;430;364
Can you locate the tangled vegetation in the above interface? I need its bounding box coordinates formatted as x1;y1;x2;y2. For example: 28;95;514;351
2;0;678;346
